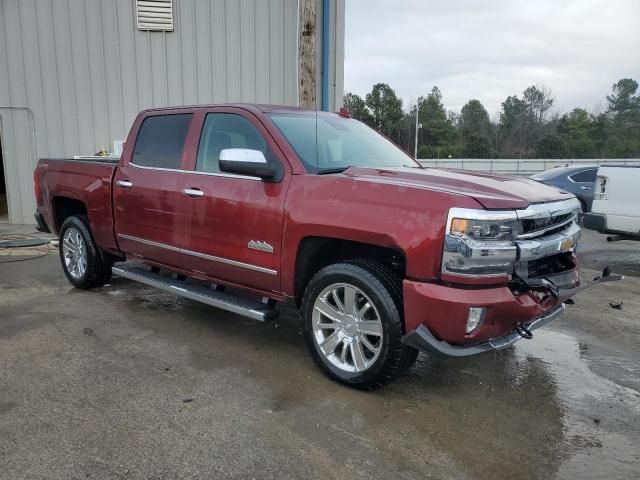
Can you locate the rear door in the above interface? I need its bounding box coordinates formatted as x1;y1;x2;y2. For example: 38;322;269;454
569;168;597;210
179;108;290;293
114;111;197;269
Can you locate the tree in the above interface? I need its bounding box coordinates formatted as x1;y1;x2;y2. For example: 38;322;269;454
523;85;554;123
536;134;568;158
365;83;403;140
343;93;374;126
497;85;555;157
343;78;640;160
558;108;597;158
459;99;492;157
603;78;640;157
462;133;492;158
416;86;456;157
460;99;490;136
606;78;640;116
498;95;528;157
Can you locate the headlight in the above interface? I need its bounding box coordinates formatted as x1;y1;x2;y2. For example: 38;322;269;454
449;218;518;241
442;208;518;279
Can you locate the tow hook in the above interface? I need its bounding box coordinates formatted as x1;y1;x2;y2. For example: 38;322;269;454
515;325;533;339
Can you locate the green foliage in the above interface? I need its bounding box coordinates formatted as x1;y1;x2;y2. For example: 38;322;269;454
536;134;568;159
460;99;490;136
417;87;456;152
343;77;640;159
463;133;492;158
343;93;374;126
603;78;640;158
365;83;403;140
558;109;597;158
459;99;492;158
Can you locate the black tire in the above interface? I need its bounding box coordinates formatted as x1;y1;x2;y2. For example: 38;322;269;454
301;260;418;390
59;215;112;289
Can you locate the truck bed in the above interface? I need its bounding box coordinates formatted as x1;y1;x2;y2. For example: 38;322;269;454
35;157;120;253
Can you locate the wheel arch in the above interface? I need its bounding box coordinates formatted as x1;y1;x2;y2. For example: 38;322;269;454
52;196;88;233
292;236;406;306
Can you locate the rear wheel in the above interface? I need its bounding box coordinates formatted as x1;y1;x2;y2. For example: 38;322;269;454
59;215;112;289
301;261;418;390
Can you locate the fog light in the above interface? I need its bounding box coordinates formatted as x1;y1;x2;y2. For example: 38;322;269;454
466;307;486;334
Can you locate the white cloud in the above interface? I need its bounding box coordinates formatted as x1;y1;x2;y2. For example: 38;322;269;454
345;0;640;115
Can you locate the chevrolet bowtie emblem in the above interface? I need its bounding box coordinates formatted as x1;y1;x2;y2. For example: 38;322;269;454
560;238;574;250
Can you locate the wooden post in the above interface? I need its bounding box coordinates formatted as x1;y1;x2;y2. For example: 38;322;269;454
298;0;317;109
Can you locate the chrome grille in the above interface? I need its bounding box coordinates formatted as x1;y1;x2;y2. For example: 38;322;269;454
516;198;581;240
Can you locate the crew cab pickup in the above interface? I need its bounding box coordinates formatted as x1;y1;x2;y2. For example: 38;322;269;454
33;104;621;389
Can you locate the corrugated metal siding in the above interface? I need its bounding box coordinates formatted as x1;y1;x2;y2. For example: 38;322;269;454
0;0;343;224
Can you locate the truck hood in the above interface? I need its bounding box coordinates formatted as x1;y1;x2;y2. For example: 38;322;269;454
343;166;574;209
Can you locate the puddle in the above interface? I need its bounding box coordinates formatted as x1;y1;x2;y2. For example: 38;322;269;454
85;277;640;478
516;330;640;478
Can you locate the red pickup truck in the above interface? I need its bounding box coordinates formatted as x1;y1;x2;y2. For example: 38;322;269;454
34;104;619;389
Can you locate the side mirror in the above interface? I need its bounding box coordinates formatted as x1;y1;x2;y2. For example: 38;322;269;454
218;148;282;182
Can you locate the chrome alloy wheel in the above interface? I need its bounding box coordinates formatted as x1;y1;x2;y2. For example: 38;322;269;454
62;227;87;280
312;283;384;373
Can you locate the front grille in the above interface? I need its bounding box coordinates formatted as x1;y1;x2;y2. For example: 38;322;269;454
527;252;575;278
520;212;572;236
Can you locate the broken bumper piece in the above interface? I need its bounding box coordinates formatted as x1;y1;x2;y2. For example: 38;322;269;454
403;304;566;357
402;269;623;357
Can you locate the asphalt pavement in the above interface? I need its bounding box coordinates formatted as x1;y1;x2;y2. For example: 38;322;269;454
1;227;639;479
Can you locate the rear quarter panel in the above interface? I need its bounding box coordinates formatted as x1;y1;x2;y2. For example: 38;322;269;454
37;159;119;252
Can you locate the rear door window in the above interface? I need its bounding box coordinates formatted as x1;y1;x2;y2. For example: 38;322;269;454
196;113;267;173
132;114;193;169
570;169;597;183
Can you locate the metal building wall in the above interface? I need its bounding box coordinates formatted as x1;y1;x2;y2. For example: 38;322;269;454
0;0;344;224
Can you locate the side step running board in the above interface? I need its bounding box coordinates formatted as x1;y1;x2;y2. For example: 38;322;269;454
112;263;278;321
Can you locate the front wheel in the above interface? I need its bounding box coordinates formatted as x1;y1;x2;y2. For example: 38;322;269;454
301;261;418;390
59;215;112;289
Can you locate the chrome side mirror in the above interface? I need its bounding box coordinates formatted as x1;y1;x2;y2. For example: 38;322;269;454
218;148;282;182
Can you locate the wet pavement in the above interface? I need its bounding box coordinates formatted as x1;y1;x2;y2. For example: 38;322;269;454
1;229;639;479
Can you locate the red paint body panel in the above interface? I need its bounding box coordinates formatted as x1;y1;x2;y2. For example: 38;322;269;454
175;107;292;293
280;174;482;293
36;159;119;254
34;103;581;348
403;280;558;344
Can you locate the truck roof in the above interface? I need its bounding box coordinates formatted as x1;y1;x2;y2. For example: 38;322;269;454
138;103;334;116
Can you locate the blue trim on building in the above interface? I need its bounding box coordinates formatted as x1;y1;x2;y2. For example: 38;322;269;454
321;0;330;111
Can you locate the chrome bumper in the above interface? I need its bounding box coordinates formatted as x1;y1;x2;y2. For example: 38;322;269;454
516;221;581;261
402;304;567;357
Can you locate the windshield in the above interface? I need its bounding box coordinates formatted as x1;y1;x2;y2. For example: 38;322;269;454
269;113;418;173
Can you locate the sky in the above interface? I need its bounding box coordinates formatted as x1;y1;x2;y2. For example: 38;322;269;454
344;0;640;116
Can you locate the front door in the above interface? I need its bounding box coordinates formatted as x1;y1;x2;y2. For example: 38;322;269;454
113;112;195;269
180;110;290;293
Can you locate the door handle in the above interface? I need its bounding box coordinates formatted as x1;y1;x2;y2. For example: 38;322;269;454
580;186;591;190
183;188;204;197
116;180;133;188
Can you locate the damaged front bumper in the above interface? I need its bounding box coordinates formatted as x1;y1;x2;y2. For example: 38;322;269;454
403;304;566;357
402;269;623;357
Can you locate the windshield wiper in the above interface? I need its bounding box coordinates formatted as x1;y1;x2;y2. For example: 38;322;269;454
316;167;349;175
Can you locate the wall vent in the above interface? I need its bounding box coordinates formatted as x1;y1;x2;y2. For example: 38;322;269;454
136;0;174;31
